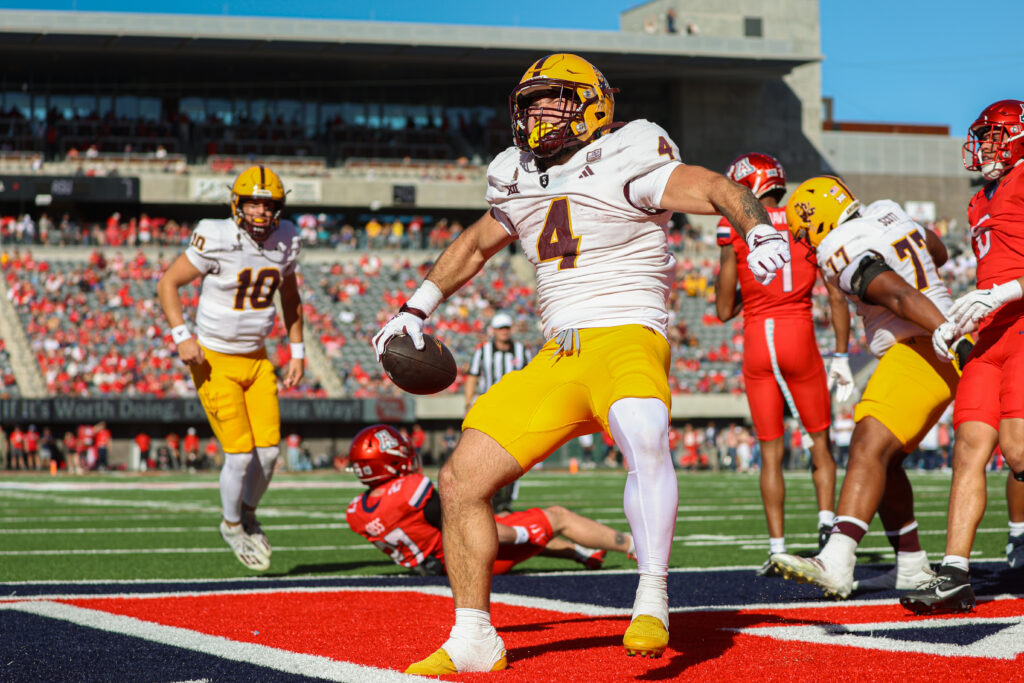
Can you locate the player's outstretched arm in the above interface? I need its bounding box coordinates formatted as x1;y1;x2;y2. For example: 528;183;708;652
825;280;850;354
373;210;515;359
424;209;517;298
924;228;949;268
658;166;772;235
659;165;789;285
715;246;743;322
861;269;948;334
157;254;205;366
278;272;304;388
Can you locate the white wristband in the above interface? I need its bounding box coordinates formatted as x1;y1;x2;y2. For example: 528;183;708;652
994;280;1024;302
512;526;530;545
405;280;444;318
171;325;192;344
290;342;305;360
744;223;776;248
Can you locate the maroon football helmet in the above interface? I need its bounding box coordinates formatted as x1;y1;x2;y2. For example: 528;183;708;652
963;100;1024;180
725;153;787;201
348;425;420;486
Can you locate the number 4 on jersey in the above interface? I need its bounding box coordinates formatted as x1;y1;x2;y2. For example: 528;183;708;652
537;197;581;269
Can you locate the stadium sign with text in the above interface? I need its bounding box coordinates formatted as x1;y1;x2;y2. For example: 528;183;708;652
0;398;412;424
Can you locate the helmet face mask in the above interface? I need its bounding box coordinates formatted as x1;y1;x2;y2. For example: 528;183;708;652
963;100;1024;180
510;54;616;158
726;153;787;202
785;175;860;248
231;165;286;242
347;425;420;486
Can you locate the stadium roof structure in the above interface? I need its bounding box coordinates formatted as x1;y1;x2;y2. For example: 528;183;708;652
0;9;821;86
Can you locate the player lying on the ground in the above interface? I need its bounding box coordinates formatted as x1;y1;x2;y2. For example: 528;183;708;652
769;175;972;599
345;425;635;576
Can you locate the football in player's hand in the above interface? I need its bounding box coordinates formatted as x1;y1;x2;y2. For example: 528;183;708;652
381;333;457;395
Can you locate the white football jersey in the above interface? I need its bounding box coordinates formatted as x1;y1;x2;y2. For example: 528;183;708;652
185;218;301;354
815;200;952;357
485;119;683;339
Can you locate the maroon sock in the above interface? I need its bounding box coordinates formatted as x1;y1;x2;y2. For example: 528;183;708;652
833;520;867;544
886;523;922;553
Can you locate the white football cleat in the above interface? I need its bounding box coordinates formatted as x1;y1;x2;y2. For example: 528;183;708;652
853;551;935;592
242;508;272;559
770;552;853;599
220;520;270;571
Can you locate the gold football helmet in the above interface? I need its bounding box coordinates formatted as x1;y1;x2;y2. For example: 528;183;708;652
510;53;617;158
785;175;861;248
230;165;286;242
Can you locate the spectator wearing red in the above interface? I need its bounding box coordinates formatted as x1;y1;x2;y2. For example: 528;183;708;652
95;422;111;471
9;426;25;470
134;431;151;471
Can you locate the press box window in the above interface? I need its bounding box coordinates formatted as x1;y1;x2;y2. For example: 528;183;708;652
744;17;763;38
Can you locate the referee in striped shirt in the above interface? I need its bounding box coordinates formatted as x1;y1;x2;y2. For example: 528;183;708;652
464;312;532;513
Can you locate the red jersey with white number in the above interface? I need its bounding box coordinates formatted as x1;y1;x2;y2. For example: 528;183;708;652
345;473;443;570
717;206;817;323
967;162;1024;333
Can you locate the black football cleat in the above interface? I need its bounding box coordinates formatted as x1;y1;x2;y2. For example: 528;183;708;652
899;565;976;615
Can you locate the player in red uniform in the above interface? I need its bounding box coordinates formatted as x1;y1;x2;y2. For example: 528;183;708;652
345;425;635;577
715;153;848;571
903;99;1024;614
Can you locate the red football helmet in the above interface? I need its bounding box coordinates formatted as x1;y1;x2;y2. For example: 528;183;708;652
963;99;1024;180
726;153;786;201
348;424;420;485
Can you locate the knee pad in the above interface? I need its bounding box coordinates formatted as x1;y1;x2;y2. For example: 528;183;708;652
608;397;670;471
255;445;279;477
223;451;253;476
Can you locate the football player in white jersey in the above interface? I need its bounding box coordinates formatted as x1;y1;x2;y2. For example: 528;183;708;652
372;53;791;675
769;176;969;598
157;165;304;572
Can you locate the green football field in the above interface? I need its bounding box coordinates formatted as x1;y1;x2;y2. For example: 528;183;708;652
0;468;1014;583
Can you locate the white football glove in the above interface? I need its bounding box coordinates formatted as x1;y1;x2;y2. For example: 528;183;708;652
947;281;1023;335
931;319;958;363
745;224;791;286
372;308;426;361
827;354;855;403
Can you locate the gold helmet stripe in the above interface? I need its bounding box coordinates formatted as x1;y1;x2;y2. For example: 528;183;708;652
259;165;266;187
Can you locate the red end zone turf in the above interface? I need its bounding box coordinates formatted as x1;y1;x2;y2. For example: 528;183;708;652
61;589;1024;681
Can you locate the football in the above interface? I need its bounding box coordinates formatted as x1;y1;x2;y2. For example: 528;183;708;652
381;333;458;395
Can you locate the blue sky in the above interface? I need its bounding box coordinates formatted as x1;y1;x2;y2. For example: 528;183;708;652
4;0;1021;135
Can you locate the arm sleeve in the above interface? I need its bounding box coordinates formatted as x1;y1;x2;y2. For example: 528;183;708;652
422;489;442;530
840;252;893;298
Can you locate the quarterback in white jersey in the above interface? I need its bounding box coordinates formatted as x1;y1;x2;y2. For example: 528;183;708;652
158;165;304;573
373;54;791;675
770;176;966;601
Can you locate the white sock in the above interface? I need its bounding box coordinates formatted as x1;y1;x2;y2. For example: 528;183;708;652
942;554;970;572
219;451;253;524
451;607;494;641
896;549;928;568
243;445;279;508
818;510;836;528
1009;521;1024;537
819;532;858;569
631;573;668;628
769;537;786;554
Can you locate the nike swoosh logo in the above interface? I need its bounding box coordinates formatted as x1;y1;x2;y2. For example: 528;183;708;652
933;583;969;599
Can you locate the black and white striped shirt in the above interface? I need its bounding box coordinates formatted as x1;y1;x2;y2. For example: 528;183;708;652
468;341;531;394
